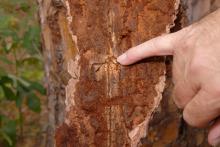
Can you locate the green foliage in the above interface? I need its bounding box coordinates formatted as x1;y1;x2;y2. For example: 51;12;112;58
27;93;41;113
0;0;45;146
0;115;17;146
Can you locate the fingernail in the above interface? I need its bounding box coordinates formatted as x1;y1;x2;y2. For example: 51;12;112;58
117;53;127;64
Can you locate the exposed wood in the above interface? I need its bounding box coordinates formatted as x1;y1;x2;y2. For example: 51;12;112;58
56;1;178;146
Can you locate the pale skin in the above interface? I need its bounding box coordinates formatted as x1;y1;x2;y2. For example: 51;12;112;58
117;9;220;146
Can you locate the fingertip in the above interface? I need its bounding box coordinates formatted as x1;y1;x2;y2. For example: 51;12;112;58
117;53;129;65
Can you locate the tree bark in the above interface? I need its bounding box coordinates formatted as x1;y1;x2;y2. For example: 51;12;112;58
38;0;219;146
185;0;220;23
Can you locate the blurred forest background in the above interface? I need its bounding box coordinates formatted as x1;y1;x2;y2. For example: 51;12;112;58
0;0;47;146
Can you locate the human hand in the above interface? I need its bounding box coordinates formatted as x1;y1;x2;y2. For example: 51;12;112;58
117;9;220;146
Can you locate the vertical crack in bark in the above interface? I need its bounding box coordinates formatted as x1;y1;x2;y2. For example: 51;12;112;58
106;7;124;147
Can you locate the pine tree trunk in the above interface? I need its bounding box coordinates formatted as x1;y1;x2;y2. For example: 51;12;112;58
38;0;219;146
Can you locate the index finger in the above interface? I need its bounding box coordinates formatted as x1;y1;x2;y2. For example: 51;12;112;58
117;29;187;65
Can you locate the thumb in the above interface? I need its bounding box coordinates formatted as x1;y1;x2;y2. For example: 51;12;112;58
117;27;190;65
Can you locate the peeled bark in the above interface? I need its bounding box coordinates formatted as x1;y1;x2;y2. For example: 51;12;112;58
38;0;215;146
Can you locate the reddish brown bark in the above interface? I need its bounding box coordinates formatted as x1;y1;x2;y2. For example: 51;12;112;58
55;0;177;146
38;0;214;146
